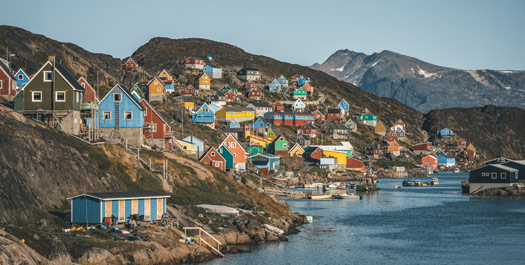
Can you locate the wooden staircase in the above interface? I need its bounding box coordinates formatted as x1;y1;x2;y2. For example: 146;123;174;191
183;227;224;257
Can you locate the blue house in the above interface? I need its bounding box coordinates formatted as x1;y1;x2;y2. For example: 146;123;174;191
183;136;204;154
268;79;281;92
14;68;30;90
320;157;336;171
218;145;235;170
250;117;270;130
98;84;145;146
291;99;306;112
68;191;170;224
337;99;349;114
192;103;215;124
164;80;175;94
203;65;223;79
437;156;456;167
438;128;454;137
297;75;308;86
249;154;280;171
278;75;288;88
229;120;240;128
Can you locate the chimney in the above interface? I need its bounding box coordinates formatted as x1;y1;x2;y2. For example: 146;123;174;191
48;56;56;61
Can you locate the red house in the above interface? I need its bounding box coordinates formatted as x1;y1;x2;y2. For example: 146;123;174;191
225;90;237;102
78;76;98;103
247;87;263;100
325;108;343;121
346;157;366;172
312;110;325;121
421;155;438;167
245;81;255;90
465;148;475;161
0;60;16;99
290;74;301;82
141;99;172;149
122;57;139;70
303;147;322;162
456;138;467;149
273;101;284;112
386;129;399;144
200;147;226;171
184;57;205;69
413;142;433;155
180;84;198;96
297;123;318;138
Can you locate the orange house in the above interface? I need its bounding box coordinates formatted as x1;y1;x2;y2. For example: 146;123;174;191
421;155;438;167
158;69;173;81
199;147;226;171
195;73;211;90
387;140;402;157
220;135;247;171
148;76;166;102
303;82;314;94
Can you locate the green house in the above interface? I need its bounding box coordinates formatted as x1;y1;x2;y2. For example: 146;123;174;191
247;146;263;156
293;87;307;99
22;60;85;112
218;145;234;170
268;135;289;156
356;113;377;126
131;83;142;94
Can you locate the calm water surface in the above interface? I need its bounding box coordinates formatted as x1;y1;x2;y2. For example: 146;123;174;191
206;172;525;264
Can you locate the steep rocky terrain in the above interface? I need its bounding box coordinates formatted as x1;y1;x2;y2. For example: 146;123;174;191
423;105;525;159
312;49;525;113
0;25;121;86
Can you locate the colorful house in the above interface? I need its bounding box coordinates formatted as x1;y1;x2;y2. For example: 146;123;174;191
237;67;260;81
278;75;288;88
249;135;271;148
268;136;289;156
180;84;198;96
218;145;235;170
268;79;281;92
122;57;139;70
297;75;308;86
346;157;366;172
246;102;272;117
0;59;17;99
250;116;271;130
356;113;377;126
263;112;314;127
78;76;98;103
141;99;172;149
158;69;173;81
297;123;318;138
247;87;263;101
183;136;204;156
413;142;433;155
184;57;205;70
247;146;264;156
437;128;454;137
456;138;467;149
174;138;197;154
180;96;195;110
302;82;314;94
467;143;477;154
249;154;280;174
148;76;166;102
421;155;438;167
68;191;169;224
164;80;175;94
244;81;256;90
325;108;343;121
296;134;311;147
386;129;399;144
288;143;305;157
195;73;211;90
393;119;406;131
14;68;30;90
221;135;248;171
322;150;347;171
375;121;387;136
312;110;325;121
215;107;255;123
394;127;406;141
273;101;284;112
338;99;349;115
291;99;306;112
293;87;307;99
438;156;456;167
229;120;241;129
313;142;354;157
387;140;402;157
131;84;142;95
200;147;226;171
192;103;215;126
265;128;278;142
98;84;144;146
303;146;323;162
203;65;222;79
224;90;237;103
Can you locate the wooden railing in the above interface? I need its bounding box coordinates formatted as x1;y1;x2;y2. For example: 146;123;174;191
183;227;224;257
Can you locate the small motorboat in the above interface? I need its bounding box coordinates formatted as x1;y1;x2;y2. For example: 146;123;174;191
453;168;460;173
310;194;332;200
334;193;362;200
431;178;439;185
402;179;416;187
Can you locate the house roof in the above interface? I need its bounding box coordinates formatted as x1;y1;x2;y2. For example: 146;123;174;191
54;62;85;91
100;83;144;110
68;191;170;200
327;108;341;114
141;99;170;127
248;102;271;108
490;164;519;172
0;60;14;79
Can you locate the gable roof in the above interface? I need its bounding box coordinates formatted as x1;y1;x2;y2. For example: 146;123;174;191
101;83;144;110
68;191;169;200
0;59;13;79
15;68;28;78
23;61;85;93
141;98;170;126
220;135;246;152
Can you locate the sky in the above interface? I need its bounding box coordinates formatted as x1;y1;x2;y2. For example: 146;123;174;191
1;0;524;70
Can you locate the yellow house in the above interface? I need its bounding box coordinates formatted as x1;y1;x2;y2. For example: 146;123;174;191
158;69;173;81
243;124;251;139
323;150;347;170
174;139;197;155
375;121;387;136
195;73;211;90
179;96;195;110
249;135;271;148
265;128;277;142
215;107;255;122
148;76;166;102
288;143;305;157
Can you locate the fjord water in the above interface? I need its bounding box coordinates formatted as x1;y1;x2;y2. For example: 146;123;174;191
207;172;525;265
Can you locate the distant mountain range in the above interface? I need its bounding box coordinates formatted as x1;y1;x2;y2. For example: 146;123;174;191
311;49;525;113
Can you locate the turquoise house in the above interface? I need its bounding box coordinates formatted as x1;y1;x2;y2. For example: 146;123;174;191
438;128;454;137
14;68;30;90
249;154;280;170
229;120;240;128
218;145;235;170
247;146;264;156
68;191;170;224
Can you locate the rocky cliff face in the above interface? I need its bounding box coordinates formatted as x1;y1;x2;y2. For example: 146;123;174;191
312;49;525;113
0;25;121;87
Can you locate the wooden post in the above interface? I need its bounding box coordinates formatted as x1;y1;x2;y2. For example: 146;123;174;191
125;139;128;151
149;158;152;170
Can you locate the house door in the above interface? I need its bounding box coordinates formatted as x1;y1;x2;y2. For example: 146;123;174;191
132;200;138;215
144;199;150;220
157;198;163;219
105;201;112;218
118;200;125;222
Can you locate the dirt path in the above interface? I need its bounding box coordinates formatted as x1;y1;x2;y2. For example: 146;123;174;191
163;152;216;182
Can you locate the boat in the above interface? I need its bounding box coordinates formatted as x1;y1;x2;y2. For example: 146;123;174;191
356;177;379;191
309;194;332;200
453;168;460;173
431;178;439;185
337;193;362;200
414;180;422;186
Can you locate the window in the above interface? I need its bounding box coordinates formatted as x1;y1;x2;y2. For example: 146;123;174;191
103;111;111;120
55;91;66;102
491;172;497;179
214;162;220;167
231;142;236;148
113;93;122;102
124;111;133;120
233;153;237;157
81;83;85;88
157;87;161;92
32;91;42;102
144;108;147;116
151;123;157;132
18;74;23;80
501;172;507;179
43;71;53;82
283;143;287;148
0;80;2;88
211;152;215;156
481;172;487;177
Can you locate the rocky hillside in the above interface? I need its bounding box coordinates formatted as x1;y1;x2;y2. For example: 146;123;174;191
311;49;525;113
423;105;525;159
0;25;121;86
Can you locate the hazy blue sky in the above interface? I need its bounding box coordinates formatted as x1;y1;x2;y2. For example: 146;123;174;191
2;0;524;70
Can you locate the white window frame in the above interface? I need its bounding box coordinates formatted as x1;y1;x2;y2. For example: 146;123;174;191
231;142;236;148
491;172;497;179
80;83;85;88
211;152;215;156
144;108;147;116
103;111;111;120
55;91;66;102
43;71;53;82
113;93;122;102
32;91;42;102
214;162;220;167
124;111;133;120
501;172;506;179
18;74;23;80
151;123;157;132
0;80;2;89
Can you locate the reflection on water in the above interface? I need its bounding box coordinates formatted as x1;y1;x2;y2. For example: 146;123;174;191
206;172;525;265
